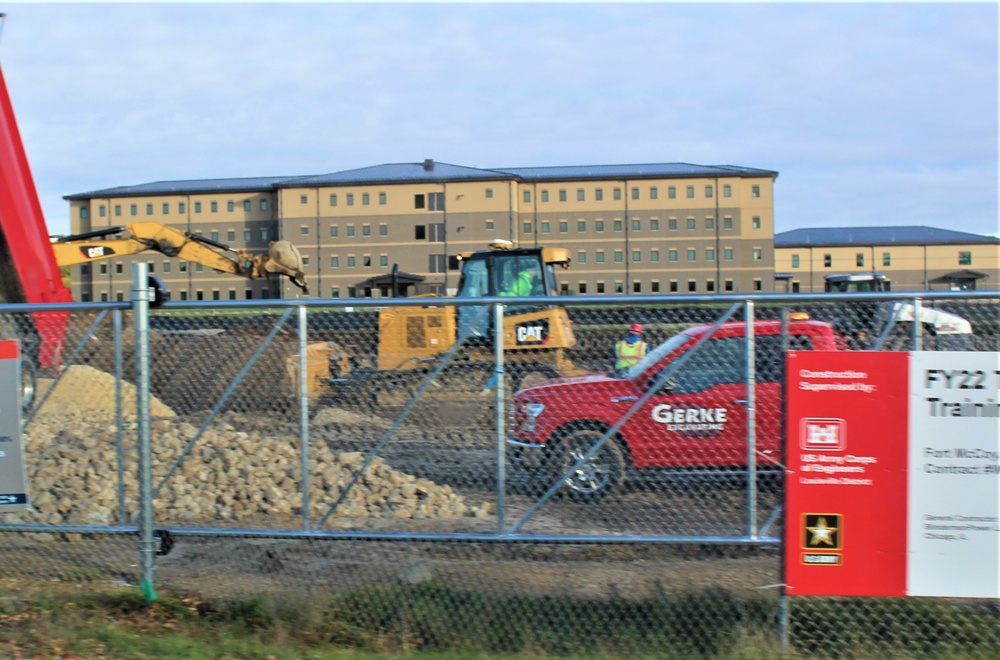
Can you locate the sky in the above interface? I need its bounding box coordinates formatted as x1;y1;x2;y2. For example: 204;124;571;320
0;1;997;238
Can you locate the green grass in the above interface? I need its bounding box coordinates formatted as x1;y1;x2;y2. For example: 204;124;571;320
2;580;997;659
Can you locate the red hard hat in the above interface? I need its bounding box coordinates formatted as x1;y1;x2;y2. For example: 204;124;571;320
630;323;643;333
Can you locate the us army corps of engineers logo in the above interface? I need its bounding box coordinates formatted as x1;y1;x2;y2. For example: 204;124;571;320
801;513;843;566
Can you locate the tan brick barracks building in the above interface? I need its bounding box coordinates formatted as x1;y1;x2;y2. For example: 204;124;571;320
64;160;996;301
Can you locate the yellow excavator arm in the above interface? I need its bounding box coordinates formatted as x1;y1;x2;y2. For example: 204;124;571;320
52;221;309;294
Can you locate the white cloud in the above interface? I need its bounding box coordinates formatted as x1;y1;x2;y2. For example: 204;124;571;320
0;2;995;236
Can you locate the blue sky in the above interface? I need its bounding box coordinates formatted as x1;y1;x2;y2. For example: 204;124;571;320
1;2;997;237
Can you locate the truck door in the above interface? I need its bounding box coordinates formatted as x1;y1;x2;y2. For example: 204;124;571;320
624;336;751;469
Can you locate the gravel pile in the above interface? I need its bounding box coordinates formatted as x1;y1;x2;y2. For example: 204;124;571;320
6;409;488;528
36;365;177;417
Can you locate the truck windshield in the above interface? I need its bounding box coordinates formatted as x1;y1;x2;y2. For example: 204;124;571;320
456;258;488;298
612;332;692;379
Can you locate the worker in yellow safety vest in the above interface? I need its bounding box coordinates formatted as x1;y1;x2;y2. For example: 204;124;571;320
613;323;648;370
499;268;534;297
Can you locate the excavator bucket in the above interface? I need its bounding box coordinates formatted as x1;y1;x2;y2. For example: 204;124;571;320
266;240;309;294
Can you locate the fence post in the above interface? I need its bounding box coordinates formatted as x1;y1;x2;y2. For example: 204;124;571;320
298;304;311;531
745;299;757;538
494;302;506;534
912;296;922;351
131;263;157;602
114;309;127;526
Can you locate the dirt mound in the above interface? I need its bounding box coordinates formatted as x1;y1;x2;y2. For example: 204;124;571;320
36;365;176;417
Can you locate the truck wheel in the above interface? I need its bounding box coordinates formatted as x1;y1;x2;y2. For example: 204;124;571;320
548;428;626;502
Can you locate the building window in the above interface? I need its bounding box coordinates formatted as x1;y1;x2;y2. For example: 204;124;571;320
146;203;153;215
485;188;493;199
688;280;697;292
162;203;170;214
260;199;268;211
99;264;108;274
379;255;388;268
577;250;587;263
227;230;235;241
632;250;641;262
651;249;660;262
668;218;677;230
706;280;715;292
856;253;865;267
595;188;603;201
650;219;659;231
723;184;731;197
723;217;733;229
560;282;570;295
958;251;972;265
330;194;338;206
300;226;308;236
577;220;586;232
651;281;660;293
792;254;800;268
752;185;761;198
331;287;340;298
613;188;622;201
363;256;372;267
211;201;218;212
559;221;568;233
541;221;550;233
348;287;357;298
615;282;624;294
80;207;89;220
752;248;762;261
596;251;605;263
347;256;356;267
687;218;696;230
752;216;761;229
579;282;587;294
347;225;355;237
429;192;445;211
687;249;696;261
428;254;447;273
705;185;713;198
115;204;122;216
243;200;251;212
686;186;695;198
362;193;370;205
577;189;585;201
753;279;763;291
669;281;678;293
331;256;339;268
330;225;338;237
347;193;354;206
194;202;201;213
227;201;235;212
631;187;639;200
706;217;715;230
669;249;678;262
595;220;604;232
299;195;307;204
362;224;371;236
523;190;531;203
559;189;567;202
725;279;734;292
824;254;832;267
633;281;642;293
614;220;623;232
380;223;388;236
523;222;532;234
614;250;623;263
541;190;549;203
597;282;606;294
632;219;640;231
706;248;715;261
179;202;186;214
179;262;187;273
883;252;891;267
415;225;426;240
379;192;387;205
244;230;252;242
211;231;219;241
724;248;733;261
668;186;676;199
650;186;658;200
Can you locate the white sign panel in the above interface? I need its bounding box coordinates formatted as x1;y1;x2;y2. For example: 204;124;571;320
0;340;29;511
907;351;1000;598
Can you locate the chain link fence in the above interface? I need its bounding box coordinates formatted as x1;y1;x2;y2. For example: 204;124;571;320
2;275;997;656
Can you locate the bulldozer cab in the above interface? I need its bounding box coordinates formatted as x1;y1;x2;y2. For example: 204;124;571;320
824;273;891;293
456;245;561;340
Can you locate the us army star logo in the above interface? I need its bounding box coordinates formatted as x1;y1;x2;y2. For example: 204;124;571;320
803;513;842;550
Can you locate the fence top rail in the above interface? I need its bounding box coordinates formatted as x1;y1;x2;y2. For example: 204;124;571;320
1;290;997;314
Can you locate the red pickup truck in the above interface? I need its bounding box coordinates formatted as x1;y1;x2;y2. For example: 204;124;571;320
507;318;841;501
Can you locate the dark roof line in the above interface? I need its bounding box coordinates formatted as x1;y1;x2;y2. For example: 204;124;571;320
775;226;1000;247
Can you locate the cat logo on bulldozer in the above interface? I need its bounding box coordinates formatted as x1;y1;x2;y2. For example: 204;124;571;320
516;320;549;345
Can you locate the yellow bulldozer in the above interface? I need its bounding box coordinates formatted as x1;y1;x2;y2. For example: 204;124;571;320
300;239;584;405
